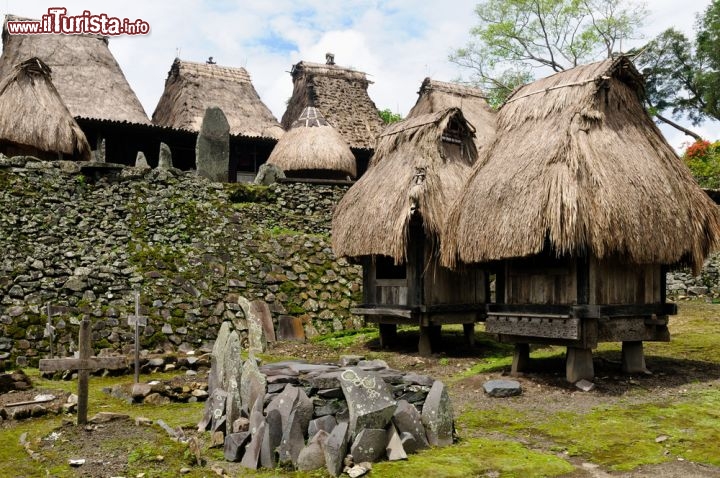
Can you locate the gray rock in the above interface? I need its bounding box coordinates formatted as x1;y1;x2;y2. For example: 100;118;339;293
399;432;420;454
135;152;150;169
307;371;342;390
317;387;344;399
201;388;227;433
483;379;522;398
240;355;266;415
131;383;152;400
308;415;337;440
297;430;329;471
356;359;388;371
277;406;307;466
158;142;173;169
260;408;282;469
350;428;386;463
385;423;407;461
223;331;244;426
210;321;233;394
575;379;595;392
339;355;364;367
254;162;285;185
324;421;349;477
339;367;396;439
402;372;435;387
245;301;270;354
196;107;229;182
421;380;453;447
347;462;372;478
392;400;428;452
223;431;250;462
239;398;266;469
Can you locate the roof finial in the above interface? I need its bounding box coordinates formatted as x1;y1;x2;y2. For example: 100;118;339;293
325;52;335;65
207;56;216;65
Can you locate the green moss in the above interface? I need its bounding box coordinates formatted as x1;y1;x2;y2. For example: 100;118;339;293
226;183;275;203
311;327;378;349
371;438;573;478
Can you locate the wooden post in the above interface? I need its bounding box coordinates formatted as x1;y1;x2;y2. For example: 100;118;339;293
45;303;55;359
511;343;530;375
378;323;397;349
128;291;148;384
39;319;126;425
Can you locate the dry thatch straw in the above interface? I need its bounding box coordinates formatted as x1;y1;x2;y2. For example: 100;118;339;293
407;78;496;152
0;15;149;124
152;58;284;139
332;107;477;262
266;106;356;178
281;60;384;150
0;57;90;160
442;57;720;273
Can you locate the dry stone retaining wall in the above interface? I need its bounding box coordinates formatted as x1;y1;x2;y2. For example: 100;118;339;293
0;157;360;367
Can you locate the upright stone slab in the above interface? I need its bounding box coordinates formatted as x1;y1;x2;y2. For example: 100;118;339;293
222;331;244;427
297;430;329;471
240;355;266;415
240;398;266;470
246;302;269;354
224;431;251;462
251;299;276;344
324;421;349;477
260;408;282;469
134;151;150;169
277;315;306;342
93;138;106;163
196;106;229;182
421;380;453;447
339;367;397;439
210;321;233;394
385;423;408;461
277;406;307;466
158;142;173;169
392;400;428;452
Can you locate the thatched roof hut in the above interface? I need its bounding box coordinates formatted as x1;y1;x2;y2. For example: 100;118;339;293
407;78;496;152
266;106;356;179
332;107;485;356
281;58;384;153
0;15;149;124
333;107;477;262
442;57;720;273
0;57;90;161
152;58;284;140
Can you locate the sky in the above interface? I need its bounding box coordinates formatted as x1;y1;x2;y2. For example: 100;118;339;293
1;0;718;149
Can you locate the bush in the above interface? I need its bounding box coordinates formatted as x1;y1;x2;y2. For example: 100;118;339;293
683;140;720;188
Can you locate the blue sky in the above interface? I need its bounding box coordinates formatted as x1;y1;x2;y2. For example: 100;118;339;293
2;1;717;148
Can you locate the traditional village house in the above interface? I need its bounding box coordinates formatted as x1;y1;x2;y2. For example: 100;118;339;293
0;57;90;161
441;57;720;382
0;15;152;164
152;58;284;180
266;106;356;180
332;108;487;355
281;54;384;177
407;78;496;154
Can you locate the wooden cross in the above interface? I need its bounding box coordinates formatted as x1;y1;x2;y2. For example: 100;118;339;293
39;319;126;425
127;290;148;384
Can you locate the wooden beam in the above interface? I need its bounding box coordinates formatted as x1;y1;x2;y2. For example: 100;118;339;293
486;315;581;340
351;307;415;319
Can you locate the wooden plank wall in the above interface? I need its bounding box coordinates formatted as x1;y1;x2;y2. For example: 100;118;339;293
590;257;661;305
505;256;577;305
424;258;486;305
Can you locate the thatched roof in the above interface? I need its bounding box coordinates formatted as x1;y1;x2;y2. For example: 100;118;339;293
266;106;356;178
0;57;90;160
281;60;384;150
151;58;284;139
442;57;720;273
407;78;496;152
0;15;149;124
332;107;477;262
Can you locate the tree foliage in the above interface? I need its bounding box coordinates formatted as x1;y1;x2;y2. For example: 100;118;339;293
378;108;402;125
633;0;720;139
451;0;647;106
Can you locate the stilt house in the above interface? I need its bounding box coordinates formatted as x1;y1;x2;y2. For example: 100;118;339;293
442;57;720;382
332;108;488;355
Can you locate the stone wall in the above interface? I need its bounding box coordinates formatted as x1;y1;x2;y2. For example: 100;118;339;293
0;157;361;366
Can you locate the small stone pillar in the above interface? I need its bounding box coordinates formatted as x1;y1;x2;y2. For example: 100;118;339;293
158;142;173;169
196;106;230;182
135;151;150;169
566;347;594;383
621;341;648;374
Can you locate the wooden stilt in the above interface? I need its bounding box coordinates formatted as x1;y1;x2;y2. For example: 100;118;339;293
511;343;530;375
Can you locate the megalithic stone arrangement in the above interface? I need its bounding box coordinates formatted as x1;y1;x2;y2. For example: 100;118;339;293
199;320;455;475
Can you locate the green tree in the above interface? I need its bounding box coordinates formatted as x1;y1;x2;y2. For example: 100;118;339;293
696;0;720;120
378;108;402;124
451;0;647;106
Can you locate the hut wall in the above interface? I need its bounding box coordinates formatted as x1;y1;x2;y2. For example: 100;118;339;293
363;256;408;306
424;259;486;305
504;256;577;305
589;257;661;304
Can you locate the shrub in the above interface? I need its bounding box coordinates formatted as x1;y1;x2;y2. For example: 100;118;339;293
683;140;720;188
